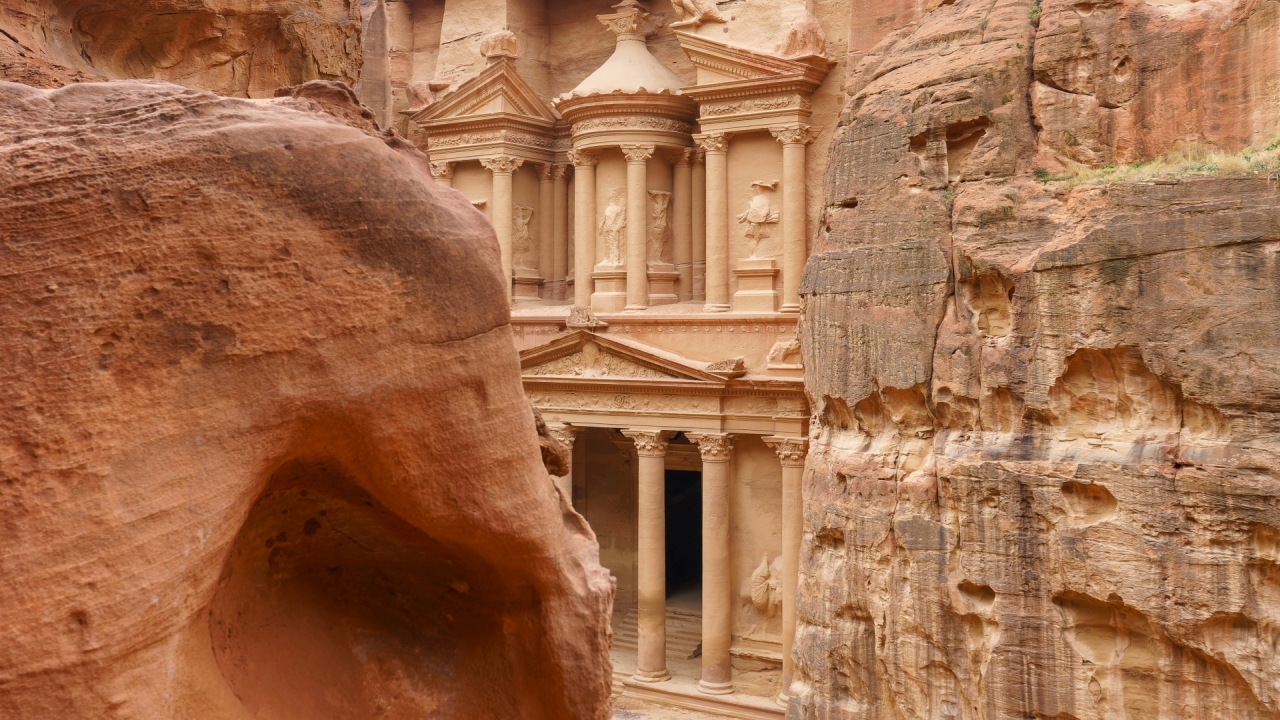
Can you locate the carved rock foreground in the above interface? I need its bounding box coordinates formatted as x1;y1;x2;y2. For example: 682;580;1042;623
0;80;612;720
795;0;1280;715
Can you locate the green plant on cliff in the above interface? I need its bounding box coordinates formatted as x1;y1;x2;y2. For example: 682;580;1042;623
1058;137;1280;187
1029;0;1043;26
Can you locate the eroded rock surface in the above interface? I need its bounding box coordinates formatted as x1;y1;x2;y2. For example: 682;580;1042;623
796;0;1280;716
0;0;362;94
0;79;612;720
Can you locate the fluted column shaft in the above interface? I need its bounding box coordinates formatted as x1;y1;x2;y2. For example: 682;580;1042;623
569;151;598;307
552;165;569;300
539;164;555;293
698;135;729;311
622;144;654;310
771;125;818;313
692;151;706;301
688;432;734;694
623;429;673;682
481;156;523;302
671;149;693;301
765;436;809;706
429;161;455;188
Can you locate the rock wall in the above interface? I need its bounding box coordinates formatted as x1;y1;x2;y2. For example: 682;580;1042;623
0;79;612;720
0;0;364;95
795;0;1280;716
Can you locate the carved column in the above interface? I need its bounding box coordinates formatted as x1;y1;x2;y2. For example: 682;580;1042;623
429;161;455;188
622;429;674;683
481;156;523;302
697;134;729;311
622;144;654;310
546;423;584;502
764;436;809;707
771;125;819;313
569;150;598;308
692;149;706;301
539;164;555;297
687;432;734;694
552;164;570;300
670;149;694;301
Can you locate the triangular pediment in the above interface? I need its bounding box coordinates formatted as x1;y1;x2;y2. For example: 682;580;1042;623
414;58;558;124
521;331;725;384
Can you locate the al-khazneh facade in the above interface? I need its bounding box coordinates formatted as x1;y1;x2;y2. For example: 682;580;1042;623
375;1;848;714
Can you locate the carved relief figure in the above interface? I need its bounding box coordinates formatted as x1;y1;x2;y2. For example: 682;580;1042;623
777;12;827;58
647;190;671;265
513;204;537;271
670;0;724;27
479;29;518;59
737;180;780;257
598;187;626;268
749;554;784;618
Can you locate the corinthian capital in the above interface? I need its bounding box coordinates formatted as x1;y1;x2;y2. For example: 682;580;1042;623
567;149;599;168
696;133;728;153
481;155;523;174
551;164;569;180
429;161;455;179
687;432;734;462
769;124;821;146
621;429;674;457
763;436;808;468
621;144;655;163
546;423;584;449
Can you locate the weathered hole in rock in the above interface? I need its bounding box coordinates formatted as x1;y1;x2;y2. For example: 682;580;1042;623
958;269;1015;337
957;581;996;611
945;118;990;182
1047;346;1180;439
209;458;548;720
1060;480;1118;525
816;526;847;553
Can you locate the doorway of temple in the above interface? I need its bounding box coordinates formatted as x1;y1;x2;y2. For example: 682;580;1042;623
664;467;702;614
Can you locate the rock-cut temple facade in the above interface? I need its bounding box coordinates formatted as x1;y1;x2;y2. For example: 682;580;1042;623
377;0;848;713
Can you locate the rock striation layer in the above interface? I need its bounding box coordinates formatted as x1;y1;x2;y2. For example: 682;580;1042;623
795;0;1280;716
0;79;612;720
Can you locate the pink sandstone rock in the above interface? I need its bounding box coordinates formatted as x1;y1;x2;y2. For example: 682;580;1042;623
0;79;613;720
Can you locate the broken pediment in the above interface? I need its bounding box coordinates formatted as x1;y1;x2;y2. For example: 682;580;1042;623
521;331;725;384
411;56;558;125
675;31;834;88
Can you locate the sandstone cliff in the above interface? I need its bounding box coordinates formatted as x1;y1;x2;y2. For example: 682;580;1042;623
0;79;612;720
796;0;1280;716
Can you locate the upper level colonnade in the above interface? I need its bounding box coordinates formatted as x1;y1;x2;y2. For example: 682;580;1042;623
407;0;834;314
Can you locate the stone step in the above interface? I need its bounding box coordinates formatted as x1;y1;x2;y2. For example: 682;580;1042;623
612;607;704;656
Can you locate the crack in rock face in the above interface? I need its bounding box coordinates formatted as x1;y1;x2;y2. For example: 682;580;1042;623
0;80;613;720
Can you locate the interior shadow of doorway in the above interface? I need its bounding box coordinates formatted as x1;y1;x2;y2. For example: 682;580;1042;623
664;468;702;612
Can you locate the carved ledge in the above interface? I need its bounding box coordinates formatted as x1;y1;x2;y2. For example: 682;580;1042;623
621;429;674;457
770;124;822;146
621;144;656;163
763;436;808;467
688;432;734;462
481;155;524;174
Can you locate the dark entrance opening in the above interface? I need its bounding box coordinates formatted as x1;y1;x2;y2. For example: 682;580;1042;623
665;468;701;609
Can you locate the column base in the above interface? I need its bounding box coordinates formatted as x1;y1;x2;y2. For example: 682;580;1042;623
703;303;730;313
633;668;671;683
777;692;790;708
513;272;543;303
779;302;800;313
648;263;679;305
732;259;779;313
623;305;649;312
697;679;734;696
591;268;627;312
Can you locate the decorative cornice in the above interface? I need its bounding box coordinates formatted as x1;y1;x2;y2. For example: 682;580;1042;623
567;150;600;167
688;432;734;462
770;124;822;145
621;429;674;457
429;161;456;179
763;436;808;467
621;144;656;163
704;95;811;117
571;116;695;136
481;155;524;173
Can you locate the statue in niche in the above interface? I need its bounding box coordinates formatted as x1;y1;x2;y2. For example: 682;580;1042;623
737;180;780;257
647;190;672;266
479;29;518;60
513;204;537;271
670;0;724;28
598;187;626;268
